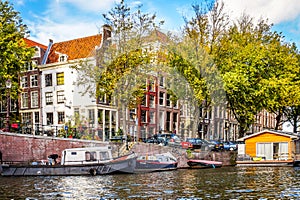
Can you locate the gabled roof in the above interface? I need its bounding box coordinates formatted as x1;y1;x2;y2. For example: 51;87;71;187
237;129;298;141
46;34;102;64
23;38;47;49
144;29;169;44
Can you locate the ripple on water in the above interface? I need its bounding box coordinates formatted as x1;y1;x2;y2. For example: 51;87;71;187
1;167;300;199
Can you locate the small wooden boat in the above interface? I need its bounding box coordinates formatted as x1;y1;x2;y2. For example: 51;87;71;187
293;160;300;167
0;146;137;176
135;152;178;172
187;159;222;169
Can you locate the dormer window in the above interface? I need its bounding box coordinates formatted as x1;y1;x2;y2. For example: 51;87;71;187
32;60;38;66
33;46;41;58
59;54;68;62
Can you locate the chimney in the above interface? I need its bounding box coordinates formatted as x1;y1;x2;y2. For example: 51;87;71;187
102;24;112;41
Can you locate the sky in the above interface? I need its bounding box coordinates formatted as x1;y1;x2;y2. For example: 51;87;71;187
8;0;300;48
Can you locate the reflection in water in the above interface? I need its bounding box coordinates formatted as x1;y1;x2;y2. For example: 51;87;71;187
1;167;300;199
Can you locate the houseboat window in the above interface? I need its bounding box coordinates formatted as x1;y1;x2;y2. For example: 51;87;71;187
91;152;96;161
71;152;77;155
85;151;97;161
85;152;91;161
100;152;109;160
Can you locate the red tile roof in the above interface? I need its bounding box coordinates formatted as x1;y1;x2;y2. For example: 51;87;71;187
46;34;102;64
23;38;47;49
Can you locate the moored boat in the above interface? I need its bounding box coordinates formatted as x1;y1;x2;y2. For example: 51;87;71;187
0;146;137;176
187;159;222;169
135;152;178;172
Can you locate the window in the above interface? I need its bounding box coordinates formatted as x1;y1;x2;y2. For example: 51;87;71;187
150;111;155;124
59;55;67;62
56;72;64;85
166;94;171;107
149;95;155;108
148;79;155;91
100;152;109;160
45;92;53;105
24;62;34;71
129;109;137;121
22;112;32;124
58;112;65;124
45;74;52;87
74;108;79;117
34;112;39;123
21;92;28;108
159;92;164;105
57;91;65;104
159;76;164;87
141;110;147;123
85;151;96;161
46;113;53;125
88;109;95;124
141;94;146;106
33;46;40;58
21;76;28;88
30;75;38;87
31;91;38;108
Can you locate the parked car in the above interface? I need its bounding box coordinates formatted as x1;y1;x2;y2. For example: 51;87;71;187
200;139;215;151
209;140;224;151
223;141;238;151
157;133;175;145
167;135;183;147
144;137;158;144
181;138;206;149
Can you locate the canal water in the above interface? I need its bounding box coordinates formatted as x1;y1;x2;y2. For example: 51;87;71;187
0;166;300;199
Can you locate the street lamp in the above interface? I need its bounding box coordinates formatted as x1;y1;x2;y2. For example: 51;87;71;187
5;79;11;132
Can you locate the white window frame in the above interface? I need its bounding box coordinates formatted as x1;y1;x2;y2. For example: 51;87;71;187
21;92;28;108
30;75;38;87
31;91;38;108
21;76;28;88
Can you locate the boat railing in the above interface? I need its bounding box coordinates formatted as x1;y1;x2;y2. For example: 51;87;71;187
2;160;32;165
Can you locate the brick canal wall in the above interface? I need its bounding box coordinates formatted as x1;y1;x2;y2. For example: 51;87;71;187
0;132;109;163
0;132;236;167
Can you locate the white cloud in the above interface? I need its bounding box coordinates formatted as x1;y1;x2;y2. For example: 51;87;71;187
222;0;300;24
26;0;112;44
60;0;115;13
28;20;101;44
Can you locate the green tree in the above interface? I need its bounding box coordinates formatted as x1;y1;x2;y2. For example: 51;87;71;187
0;1;34;99
73;0;164;135
167;1;228;136
214;15;300;137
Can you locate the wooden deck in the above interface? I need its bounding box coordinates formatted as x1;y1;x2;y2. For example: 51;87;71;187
236;160;294;167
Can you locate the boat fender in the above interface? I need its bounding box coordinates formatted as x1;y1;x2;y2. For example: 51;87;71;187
89;168;97;176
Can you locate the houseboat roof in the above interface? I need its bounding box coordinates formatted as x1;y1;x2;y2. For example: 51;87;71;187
237;130;299;142
63;146;112;152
